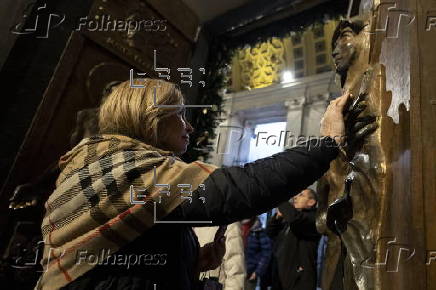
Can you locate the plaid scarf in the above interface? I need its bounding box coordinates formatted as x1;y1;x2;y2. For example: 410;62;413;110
35;134;216;289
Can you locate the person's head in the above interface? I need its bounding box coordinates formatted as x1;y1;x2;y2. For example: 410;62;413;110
331;19;365;75
292;188;318;210
99;78;193;155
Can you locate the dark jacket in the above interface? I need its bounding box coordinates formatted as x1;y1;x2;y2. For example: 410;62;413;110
62;138;337;290
267;202;320;290
245;219;272;278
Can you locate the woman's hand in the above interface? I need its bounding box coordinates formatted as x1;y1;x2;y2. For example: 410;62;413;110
320;92;350;145
197;226;227;271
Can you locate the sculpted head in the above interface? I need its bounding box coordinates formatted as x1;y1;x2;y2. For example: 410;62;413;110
331;19;366;77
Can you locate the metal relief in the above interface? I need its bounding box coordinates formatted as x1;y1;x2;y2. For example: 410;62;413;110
317;13;388;290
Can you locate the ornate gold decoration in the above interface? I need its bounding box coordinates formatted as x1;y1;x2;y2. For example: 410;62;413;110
236;38;286;90
231;20;338;92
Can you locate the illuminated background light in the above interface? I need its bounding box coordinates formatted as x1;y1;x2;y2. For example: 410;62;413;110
281;70;294;83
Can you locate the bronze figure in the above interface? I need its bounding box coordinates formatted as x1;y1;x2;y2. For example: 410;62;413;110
317;15;385;290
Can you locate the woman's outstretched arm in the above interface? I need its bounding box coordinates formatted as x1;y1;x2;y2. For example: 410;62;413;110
166;92;350;225
167;137;338;225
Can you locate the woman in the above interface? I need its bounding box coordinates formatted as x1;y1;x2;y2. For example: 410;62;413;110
36;78;349;290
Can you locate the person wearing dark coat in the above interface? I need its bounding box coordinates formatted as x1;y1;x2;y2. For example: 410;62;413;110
244;217;272;290
34;79;368;290
61;136;334;290
267;189;320;290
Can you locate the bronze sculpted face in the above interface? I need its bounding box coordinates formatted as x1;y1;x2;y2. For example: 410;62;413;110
331;20;365;79
332;27;357;73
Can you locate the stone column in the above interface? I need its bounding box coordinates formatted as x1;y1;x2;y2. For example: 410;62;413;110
301;93;330;137
235;120;256;166
284;96;306;149
208;107;245;167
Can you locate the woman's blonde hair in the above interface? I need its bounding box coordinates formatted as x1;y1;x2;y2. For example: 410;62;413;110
99;78;184;145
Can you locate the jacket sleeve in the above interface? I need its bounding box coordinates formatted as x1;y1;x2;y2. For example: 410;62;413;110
169;137;338;225
278;202;319;239
265;213;285;240
221;222;245;290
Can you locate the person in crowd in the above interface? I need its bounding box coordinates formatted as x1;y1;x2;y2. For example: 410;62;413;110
266;189;320;290
35;77;366;290
241;218;253;247
194;222;245;289
245;216;272;290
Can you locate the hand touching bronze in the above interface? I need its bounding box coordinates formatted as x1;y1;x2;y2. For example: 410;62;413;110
320;92;350;145
197;225;227;271
321;90;378;158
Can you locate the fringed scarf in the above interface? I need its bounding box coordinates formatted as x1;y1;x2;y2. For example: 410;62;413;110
35;134;216;289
